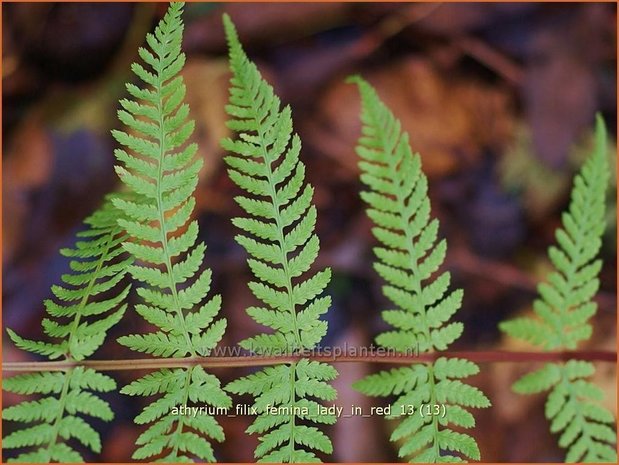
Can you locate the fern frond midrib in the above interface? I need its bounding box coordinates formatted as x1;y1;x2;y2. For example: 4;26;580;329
66;232;117;356
233;54;302;349
45;368;73;456
170;366;194;458
288;361;298;458
151;38;196;358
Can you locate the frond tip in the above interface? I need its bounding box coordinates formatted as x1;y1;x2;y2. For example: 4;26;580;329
500;115;616;462
221;13;337;463
6;195;131;361
112;2;230;461
500;115;609;350
349;76;490;462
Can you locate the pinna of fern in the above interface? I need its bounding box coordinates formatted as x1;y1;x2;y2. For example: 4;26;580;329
3;195;130;462
349;76;490;463
500;115;616;463
220;14;337;463
111;2;230;462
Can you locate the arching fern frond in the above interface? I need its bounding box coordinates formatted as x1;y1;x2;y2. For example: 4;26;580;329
220;14;337;463
7;195;131;361
3;195;130;462
500;115;616;462
112;2;230;461
349;76;490;463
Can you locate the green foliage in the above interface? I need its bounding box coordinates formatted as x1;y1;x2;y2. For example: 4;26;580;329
3;367;117;463
500;116;609;350
120;365;231;462
349;76;490;462
220;14;337;462
226;361;338;463
112;3;230;461
3;196;130;463
500;115;616;463
7;196;131;361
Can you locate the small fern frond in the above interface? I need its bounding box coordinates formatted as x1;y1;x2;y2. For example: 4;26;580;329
220;14;337;463
3;367;116;463
4;195;130;463
112;3;230;461
7;194;131;361
349;76;490;462
500;115;610;350
500;115;616;462
513;360;617;462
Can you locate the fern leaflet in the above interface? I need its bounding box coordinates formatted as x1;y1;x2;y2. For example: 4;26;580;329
112;2;230;461
500;115;616;462
349;76;490;463
221;14;337;463
4;196;130;462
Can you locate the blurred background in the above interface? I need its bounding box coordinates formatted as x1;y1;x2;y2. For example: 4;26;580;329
2;2;617;462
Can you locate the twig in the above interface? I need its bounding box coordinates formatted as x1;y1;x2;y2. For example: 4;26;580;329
3;350;615;373
456;36;524;85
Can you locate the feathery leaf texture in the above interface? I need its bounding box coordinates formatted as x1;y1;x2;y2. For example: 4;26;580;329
500;115;610;351
500;115;616;462
112;3;230;461
3;368;116;463
3;196;130;463
2;195;133;463
7;195;131;361
349;76;490;462
220;14;337;463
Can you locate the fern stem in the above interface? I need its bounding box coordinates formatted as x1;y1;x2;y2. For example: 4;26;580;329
427;364;440;459
4;350;615;372
46;368;74;455
67;231;116;358
288;361;298;460
170;366;194;458
154;62;197;359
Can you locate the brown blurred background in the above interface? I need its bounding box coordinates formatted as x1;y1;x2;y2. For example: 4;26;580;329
2;2;617;462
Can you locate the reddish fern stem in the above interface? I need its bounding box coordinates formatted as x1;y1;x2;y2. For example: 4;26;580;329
2;350;615;372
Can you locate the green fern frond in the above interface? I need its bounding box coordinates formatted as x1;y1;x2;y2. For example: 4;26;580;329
3;367;116;463
3;195;130;463
500;115;616;462
3;371;115;462
349;76;490;462
500;115;610;350
112;3;230;461
7;194;131;361
220;14;337;463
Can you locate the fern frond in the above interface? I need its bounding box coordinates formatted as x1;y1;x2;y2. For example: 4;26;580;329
3;195;130;463
220;14;337;463
6;195;131;361
112;3;230;461
3;367;117;463
349;76;490;462
500;115;616;462
500;116;610;350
